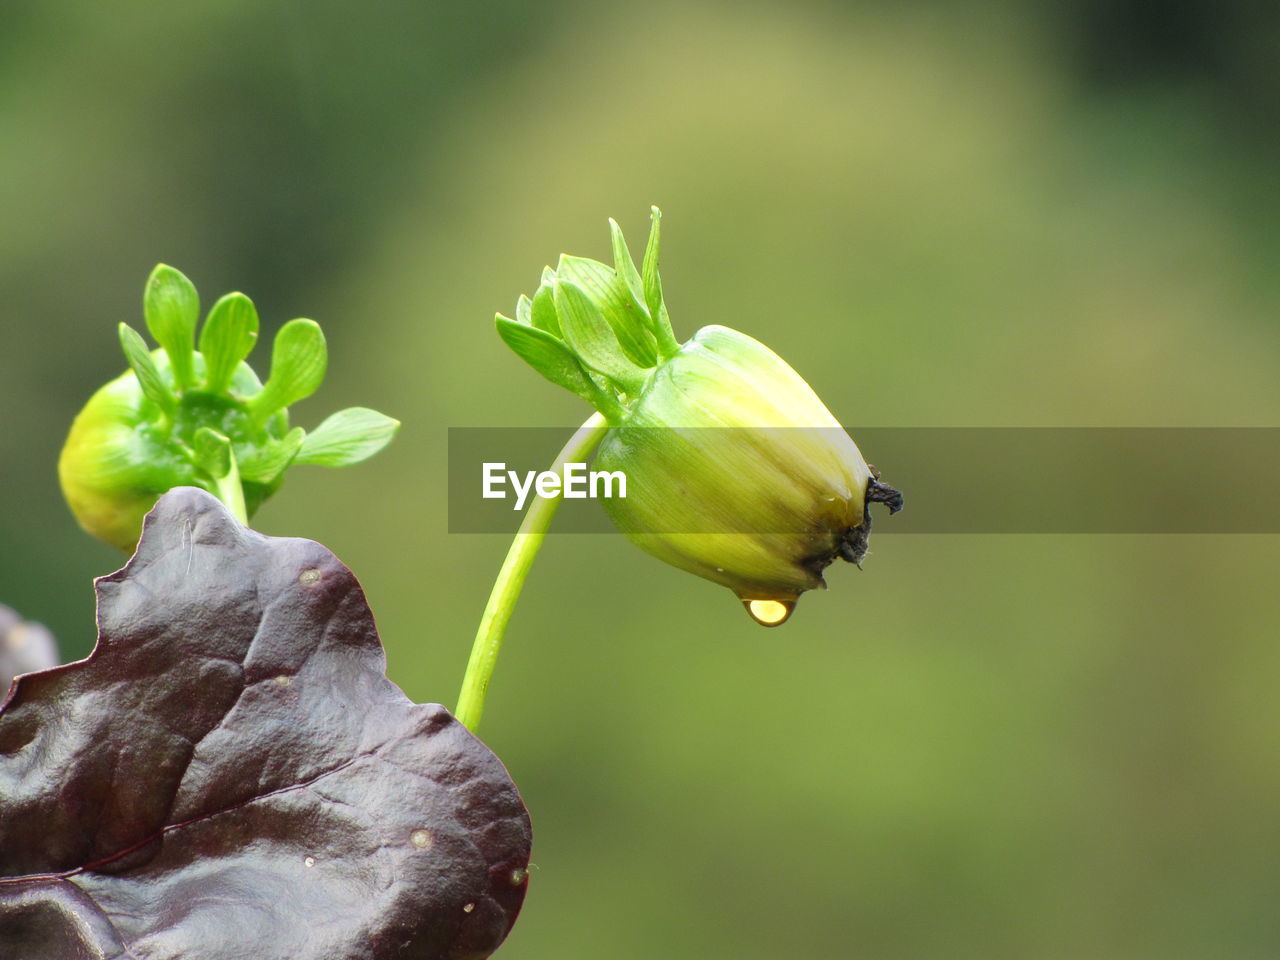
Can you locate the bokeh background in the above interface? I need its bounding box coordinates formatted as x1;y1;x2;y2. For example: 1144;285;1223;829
2;1;1278;957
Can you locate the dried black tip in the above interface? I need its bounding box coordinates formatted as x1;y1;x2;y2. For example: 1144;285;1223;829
836;475;904;568
839;511;871;568
866;478;904;514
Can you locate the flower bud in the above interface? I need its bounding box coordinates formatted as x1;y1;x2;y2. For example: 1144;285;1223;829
593;325;875;613
59;265;399;550
496;210;901;623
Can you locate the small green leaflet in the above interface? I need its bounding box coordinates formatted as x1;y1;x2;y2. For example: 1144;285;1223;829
249;319;327;422
143;264;200;390
294;409;399;468
200;293;260;394
117;323;176;416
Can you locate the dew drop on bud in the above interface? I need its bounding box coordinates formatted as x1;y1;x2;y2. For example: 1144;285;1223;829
744;599;795;627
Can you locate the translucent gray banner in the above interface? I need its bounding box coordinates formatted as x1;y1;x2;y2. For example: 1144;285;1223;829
447;427;1280;534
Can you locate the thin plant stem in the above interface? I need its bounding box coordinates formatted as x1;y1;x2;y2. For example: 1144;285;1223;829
455;412;610;731
211;449;249;525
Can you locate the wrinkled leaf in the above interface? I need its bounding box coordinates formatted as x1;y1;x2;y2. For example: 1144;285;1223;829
0;606;57;695
0;488;531;960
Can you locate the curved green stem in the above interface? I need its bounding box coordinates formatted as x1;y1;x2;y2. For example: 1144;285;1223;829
455;412;610;731
211;449;249;526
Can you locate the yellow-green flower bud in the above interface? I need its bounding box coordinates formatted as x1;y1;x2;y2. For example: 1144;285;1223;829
59;350;282;551
593;325;876;615
495;210;902;624
59;265;399;551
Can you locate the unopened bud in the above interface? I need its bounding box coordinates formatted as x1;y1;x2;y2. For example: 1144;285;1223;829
496;210;901;623
59;265;398;550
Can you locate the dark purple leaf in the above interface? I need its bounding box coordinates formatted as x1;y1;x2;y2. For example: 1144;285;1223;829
0;488;531;960
0;606;58;694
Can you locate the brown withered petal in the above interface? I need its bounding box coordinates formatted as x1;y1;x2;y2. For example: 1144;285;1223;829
0;488;531;960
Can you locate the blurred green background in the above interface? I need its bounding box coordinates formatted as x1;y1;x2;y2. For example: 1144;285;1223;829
2;1;1278;957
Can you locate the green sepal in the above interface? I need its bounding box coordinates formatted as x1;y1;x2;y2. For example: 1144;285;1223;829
248;318;327;421
556;255;657;368
199;292;260;394
609;218;646;310
117;323;176;416
495;314;622;419
529;281;561;337
293;408;400;467
515;294;533;326
552;280;646;394
640;207;679;355
192;426;233;480
239;426;306;483
143;264;199;390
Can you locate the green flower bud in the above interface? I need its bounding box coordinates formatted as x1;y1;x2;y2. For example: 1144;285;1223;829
59;265;400;551
496;210;902;624
593;325;874;613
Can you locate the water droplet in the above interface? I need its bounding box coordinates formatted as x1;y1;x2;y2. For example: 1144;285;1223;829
463;903;475;913
298;568;322;586
510;867;528;886
304;856;316;868
743;599;795;627
410;828;432;849
274;675;292;687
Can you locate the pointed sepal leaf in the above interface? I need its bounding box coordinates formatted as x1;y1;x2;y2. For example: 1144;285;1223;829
249;318;327;421
294;408;400;468
640;206;679;354
514;294;533;326
200;292;260;394
495;315;621;418
529;282;561;337
0;489;531;959
552;280;645;394
609;217;646;309
143;264;199;390
555;255;657;368
117;323;176;416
